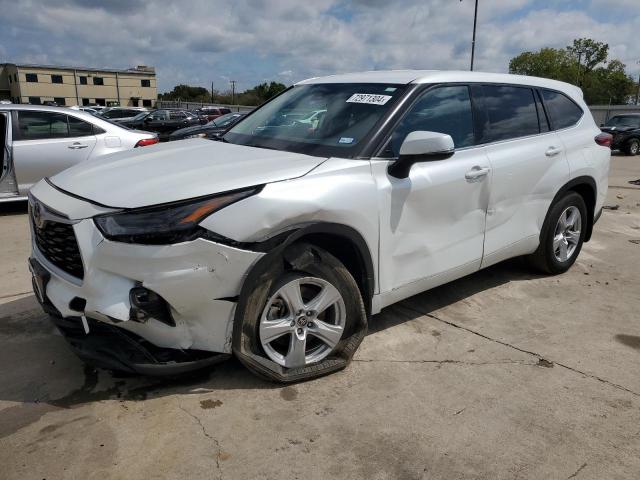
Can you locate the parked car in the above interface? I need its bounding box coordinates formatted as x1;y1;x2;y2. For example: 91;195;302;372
169;112;247;141
99;107;149;122
69;106;100;115
196;106;232;122
0;105;158;202
27;71;610;382
600;114;640;155
119;109;201;140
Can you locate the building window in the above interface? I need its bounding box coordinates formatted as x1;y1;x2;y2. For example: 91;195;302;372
26;73;38;83
79;76;88;85
82;98;91;106
95;98;106;106
28;96;41;105
141;79;151;87
51;74;63;84
142;99;152;107
93;77;104;86
54;97;66;106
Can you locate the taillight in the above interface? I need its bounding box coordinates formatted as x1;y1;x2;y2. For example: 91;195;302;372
135;137;159;148
595;132;613;147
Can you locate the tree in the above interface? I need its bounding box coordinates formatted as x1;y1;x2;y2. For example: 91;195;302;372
509;38;635;104
158;81;288;106
158;84;210;102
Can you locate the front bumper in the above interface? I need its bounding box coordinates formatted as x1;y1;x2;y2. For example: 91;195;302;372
29;180;264;373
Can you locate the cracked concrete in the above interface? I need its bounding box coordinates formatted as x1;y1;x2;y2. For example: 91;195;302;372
1;154;640;479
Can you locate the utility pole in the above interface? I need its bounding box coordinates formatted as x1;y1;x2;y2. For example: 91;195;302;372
575;47;586;87
211;81;214;104
460;0;479;71
636;60;640;106
230;80;236;106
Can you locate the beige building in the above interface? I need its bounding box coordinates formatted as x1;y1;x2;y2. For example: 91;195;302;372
0;63;157;107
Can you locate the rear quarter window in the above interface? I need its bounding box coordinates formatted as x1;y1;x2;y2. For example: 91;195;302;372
541;90;583;130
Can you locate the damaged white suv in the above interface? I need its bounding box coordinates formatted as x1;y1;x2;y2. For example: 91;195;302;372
29;71;610;382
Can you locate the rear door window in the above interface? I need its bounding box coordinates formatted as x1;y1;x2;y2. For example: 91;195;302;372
68;116;94;137
17;111;69;140
540;89;583;130
479;85;540;143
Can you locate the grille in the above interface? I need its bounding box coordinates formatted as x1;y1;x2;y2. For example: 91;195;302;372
32;218;84;279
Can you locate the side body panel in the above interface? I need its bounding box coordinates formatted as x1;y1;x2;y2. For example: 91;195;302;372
371;148;491;309
481;131;571;268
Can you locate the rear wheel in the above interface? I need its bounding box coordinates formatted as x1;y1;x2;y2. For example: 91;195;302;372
625;138;640;156
528;192;587;274
233;243;367;383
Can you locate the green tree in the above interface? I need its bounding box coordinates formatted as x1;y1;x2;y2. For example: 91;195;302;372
508;38;634;104
158;84;210;101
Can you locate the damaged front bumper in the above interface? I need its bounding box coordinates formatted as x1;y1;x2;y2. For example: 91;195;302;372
29;180;264;375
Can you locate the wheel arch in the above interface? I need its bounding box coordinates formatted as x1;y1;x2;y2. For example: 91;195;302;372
547;176;597;242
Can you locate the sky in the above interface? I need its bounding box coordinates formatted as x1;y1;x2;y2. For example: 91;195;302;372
1;0;639;93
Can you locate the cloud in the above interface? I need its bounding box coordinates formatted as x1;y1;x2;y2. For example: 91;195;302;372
1;0;638;92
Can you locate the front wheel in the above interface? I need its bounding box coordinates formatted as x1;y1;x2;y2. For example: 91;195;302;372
233;243;367;383
528;192;587;274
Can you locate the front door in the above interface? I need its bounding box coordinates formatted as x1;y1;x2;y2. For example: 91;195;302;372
373;85;491;304
12;110;97;193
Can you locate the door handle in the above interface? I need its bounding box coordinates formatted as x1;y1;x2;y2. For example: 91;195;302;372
545;146;562;157
465;166;491;181
68;142;88;149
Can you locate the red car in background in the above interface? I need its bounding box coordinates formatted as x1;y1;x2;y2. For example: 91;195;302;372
196;106;232;122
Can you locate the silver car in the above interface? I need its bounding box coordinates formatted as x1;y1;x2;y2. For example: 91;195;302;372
0;104;158;202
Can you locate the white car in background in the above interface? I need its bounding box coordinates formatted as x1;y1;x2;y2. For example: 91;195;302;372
0;104;158;202
28;71;610;382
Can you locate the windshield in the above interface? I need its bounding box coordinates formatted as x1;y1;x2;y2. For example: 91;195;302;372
208;113;240;127
224;83;406;157
131;112;149;121
605;116;640;128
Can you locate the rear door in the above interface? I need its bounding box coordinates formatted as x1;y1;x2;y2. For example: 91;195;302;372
0;111;19;198
12;110;97;193
472;84;570;267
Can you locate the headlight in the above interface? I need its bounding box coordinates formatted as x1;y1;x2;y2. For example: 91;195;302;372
186;133;207;139
94;187;261;244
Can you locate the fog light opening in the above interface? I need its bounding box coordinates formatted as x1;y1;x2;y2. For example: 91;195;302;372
129;287;175;327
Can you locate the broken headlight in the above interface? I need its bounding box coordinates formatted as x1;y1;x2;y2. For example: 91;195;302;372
94;187;261;245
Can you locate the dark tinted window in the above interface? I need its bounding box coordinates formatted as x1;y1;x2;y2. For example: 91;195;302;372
54;97;66;106
95;98;106;106
25;73;38;83
93;77;104;86
79;76;88;85
170;111;186;120
68;116;94;137
383;85;475;157
142;99;152;107
480;85;539;142
541;89;583;130
28;96;41;105
18;111;68;139
51;75;63;84
141;79;151;87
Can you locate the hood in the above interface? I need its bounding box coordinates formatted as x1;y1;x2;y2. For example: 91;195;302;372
170;124;219;137
50;139;326;209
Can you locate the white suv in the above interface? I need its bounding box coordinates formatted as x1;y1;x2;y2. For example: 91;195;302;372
28;71;611;382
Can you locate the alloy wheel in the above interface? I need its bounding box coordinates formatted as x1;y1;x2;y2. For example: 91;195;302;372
553;205;582;262
259;276;346;368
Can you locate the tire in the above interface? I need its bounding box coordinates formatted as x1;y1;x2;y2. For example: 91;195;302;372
233;242;367;383
528;192;587;275
624;138;640;156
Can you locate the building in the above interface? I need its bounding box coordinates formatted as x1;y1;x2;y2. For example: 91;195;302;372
0;63;157;107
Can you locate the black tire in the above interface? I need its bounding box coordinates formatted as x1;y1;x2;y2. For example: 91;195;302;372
528;192;587;275
232;242;367;383
624;138;640;156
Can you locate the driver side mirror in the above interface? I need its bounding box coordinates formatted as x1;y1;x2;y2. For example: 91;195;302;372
388;131;455;179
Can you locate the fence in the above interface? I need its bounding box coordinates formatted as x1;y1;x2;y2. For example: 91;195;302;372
589;104;640;125
156;100;254;113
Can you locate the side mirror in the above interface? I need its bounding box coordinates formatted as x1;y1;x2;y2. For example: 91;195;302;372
388;131;455;179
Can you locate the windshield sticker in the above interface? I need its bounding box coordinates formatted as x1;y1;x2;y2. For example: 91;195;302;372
346;93;392;105
384;87;397;92
339;137;355;144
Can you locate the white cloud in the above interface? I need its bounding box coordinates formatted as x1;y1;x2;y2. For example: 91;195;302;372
1;0;638;90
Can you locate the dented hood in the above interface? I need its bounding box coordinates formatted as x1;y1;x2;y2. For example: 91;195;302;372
50;139;326;208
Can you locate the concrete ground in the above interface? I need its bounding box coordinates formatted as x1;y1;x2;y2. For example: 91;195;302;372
1;154;639;480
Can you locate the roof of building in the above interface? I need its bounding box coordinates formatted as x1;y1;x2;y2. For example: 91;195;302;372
297;70;582;98
2;63;155;75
